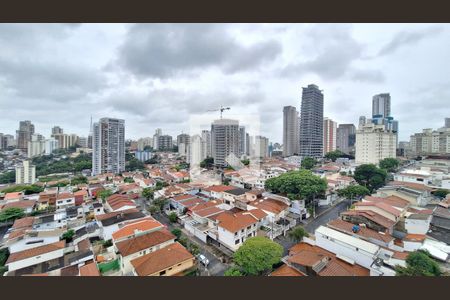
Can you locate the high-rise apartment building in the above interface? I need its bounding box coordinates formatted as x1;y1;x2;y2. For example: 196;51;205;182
355;123;396;164
299;84;324;158
245;133;250;156
177;133;190;156
15;160;36;184
52;126;64;135
238;126;247;157
51;133;78;149
27;134;45;158
153;128;162;150
44;138;59;155
189;134;205;167
358;116;366;129
211;119;239;167
323;118;337;155
0;133;5;150
16;121;35;153
92;118;125;176
409;124;450;156
137;137;152;151
283;106;299;157
201;130;211;158
78;136;88;148
372;93;391;118
445;118;450;128
253;135;269;159
336;124;356;155
157;135;173;151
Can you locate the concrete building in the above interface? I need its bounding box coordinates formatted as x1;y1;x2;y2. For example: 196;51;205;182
44;138;59;155
137;137;152;151
152;128;162;150
355;123;396;165
51;133;78;149
201;130;211;158
135;150;153;162
283;106;299;157
4;134;16;148
157;135;173;151
446;118;450;128
211;119;239;167
177;133;190;156
15;160;36;184
27;134;45;158
77;136;88;148
51;126;64;135
372;93;391;118
189;134;205;167
299;84;324;158
336;124;356;155
239;126;247;157
409;125;450;156
245;132;250;156
253;135;269;159
323;118;337;155
16;120;35;153
92;118;125;176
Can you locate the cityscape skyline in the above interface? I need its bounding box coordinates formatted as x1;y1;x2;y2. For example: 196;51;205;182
1;24;450;142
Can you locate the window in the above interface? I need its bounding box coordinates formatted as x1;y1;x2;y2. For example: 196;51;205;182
241;229;244;233
159;270;166;276
235;239;240;245
234;232;237;236
66;199;71;203
247;226;251;230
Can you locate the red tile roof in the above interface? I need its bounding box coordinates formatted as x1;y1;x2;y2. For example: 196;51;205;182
12;217;35;230
1;200;36;210
79;262;100;276
116;229;175;257
327;219;393;243
270;264;305;276
204;185;236;193
6;241;65;264
341;210;395;229
112;219;163;241
216;209;266;233
356;201;402;217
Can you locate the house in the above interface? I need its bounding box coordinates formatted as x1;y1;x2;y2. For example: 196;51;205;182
79;262;100;276
214;209;267;252
377;182;434;207
340;210;396;234
429;206;450;244
118;183;142;195
202;185;235;199
4;192;23;203
92;202;105;216
4;240;66;273
169;194;205;215
32;211;69;231
222;187;249;206
135;177;156;189
74;190;89;205
6;228;64;254
55;193;75;210
130;242;195;276
105;194;137;212
1;200;36;214
404;210;433;235
112;218;164;243
269;264;305;276
95;209;147;240
354;200;402;222
115;229;176;274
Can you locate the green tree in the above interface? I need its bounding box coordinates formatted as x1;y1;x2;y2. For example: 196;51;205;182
325;150;345;162
337;185;370;200
97;190;113;202
70;175;88;185
379;158;400;172
171;228;182;239
126;158;145;171
148;205;158;214
233;237;283;275
0;171;16;184
433;189;449;199
0;207;25;222
123;177;135;183
224;266;244;276
61;229;75;242
288;226;309;243
188;243;200;256
353;164;387;192
168;212;178;223
153;198;167;212
200;157;214;169
142;187;154;200
395;250;442;276
265;169;327;202
241;159;250;166
301;157;316;170
223;178;231;186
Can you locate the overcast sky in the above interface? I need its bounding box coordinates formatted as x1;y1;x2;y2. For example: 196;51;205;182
0;23;449;143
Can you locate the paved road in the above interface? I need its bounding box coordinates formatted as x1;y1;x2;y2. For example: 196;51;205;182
304;200;349;233
152;212;229;276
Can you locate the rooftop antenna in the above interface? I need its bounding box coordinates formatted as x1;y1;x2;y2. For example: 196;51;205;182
206;106;231;119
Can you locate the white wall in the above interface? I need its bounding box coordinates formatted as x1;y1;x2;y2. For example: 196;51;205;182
405;217;431;235
6;248;65;272
8;236;60;253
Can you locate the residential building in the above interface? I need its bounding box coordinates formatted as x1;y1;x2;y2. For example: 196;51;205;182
245;132;250;156
16;120;35;153
299;84;324;158
323;118;337;155
135;150;153;162
283;106;299;157
336;124;356;155
27;134;45;158
201;130;211;157
355;122;396;165
15;160;36;184
51;133;78;149
137;137;153;151
188;134;205;167
92;117;125;176
238;126;247;157
157;135;173;151
52;126;64;135
372;93;391;118
211;119;239;167
177;133;190;156
409;124;450;156
445;118;450;128
77;136;88;148
152;128;162;150
4;134;16;148
44;138;59;155
253;135;269;159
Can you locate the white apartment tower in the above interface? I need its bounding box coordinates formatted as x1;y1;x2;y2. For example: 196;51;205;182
211;119;239;167
355;123;396;165
323;118;337;155
201;130;211;158
92;118;125;176
282;106;299;157
15;160;36;184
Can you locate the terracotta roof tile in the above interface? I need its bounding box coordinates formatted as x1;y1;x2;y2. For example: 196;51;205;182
6;241;65;264
327;219;393;243
112;219;163;241
270;264;305;276
79;262;100;276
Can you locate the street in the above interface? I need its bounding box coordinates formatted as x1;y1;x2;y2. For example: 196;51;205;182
152;211;229;276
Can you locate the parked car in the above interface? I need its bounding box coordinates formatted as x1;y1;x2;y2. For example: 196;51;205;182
197;254;209;267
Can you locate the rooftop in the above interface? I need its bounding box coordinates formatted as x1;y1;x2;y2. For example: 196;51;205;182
112;218;163;241
116;229;175;257
6;241;66;264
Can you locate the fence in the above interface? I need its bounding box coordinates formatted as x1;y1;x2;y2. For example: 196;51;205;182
98;259;120;274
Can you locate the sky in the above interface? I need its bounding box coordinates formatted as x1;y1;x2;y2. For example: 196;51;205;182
0;23;449;144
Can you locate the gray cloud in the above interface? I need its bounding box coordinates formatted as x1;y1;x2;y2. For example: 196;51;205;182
377;26;444;56
116;24;282;78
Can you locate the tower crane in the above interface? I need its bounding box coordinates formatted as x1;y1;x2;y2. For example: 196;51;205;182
206;106;231;119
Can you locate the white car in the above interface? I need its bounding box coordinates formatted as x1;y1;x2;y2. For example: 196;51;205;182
197;254;210;267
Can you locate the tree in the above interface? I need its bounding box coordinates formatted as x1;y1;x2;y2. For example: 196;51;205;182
70;175;88;185
168;212;178;223
0;207;25;222
233;237;283;275
123;177;135;183
223;178;231;186
337;185;370;200
395;250;442;276
325;150;345;162
200;157;214;169
0;171;15;184
379;158;400;172
301;157;316;170
142;188;154;200
171;228;182;239
97;190;113;202
61;229;75;242
241;159;250;166
126;158;145;171
153;198;167;212
288;226;309;243
433;189;449;199
265;169;327;202
224;267;244;276
148;205;158;214
353;164;387;192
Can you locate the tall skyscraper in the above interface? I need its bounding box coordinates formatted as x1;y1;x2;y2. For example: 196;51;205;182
211;119;239;167
299;84;324;158
238;126;247;157
177;133;190;156
0;133;5;150
153;128;162;150
16;160;36;184
16;120;35;153
189;134;205;167
92;118;125;176
27;134;45;158
157;135;173;151
245;132;250;156
336;124;356;155
355;123;396;164
445;118;450;128
323;118;337;155
88;116;93;149
358;116;366;129
44;138;59;155
52;126;64;135
253;136;269;159
283;106;299;157
372;93;391;118
201;130;211;158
